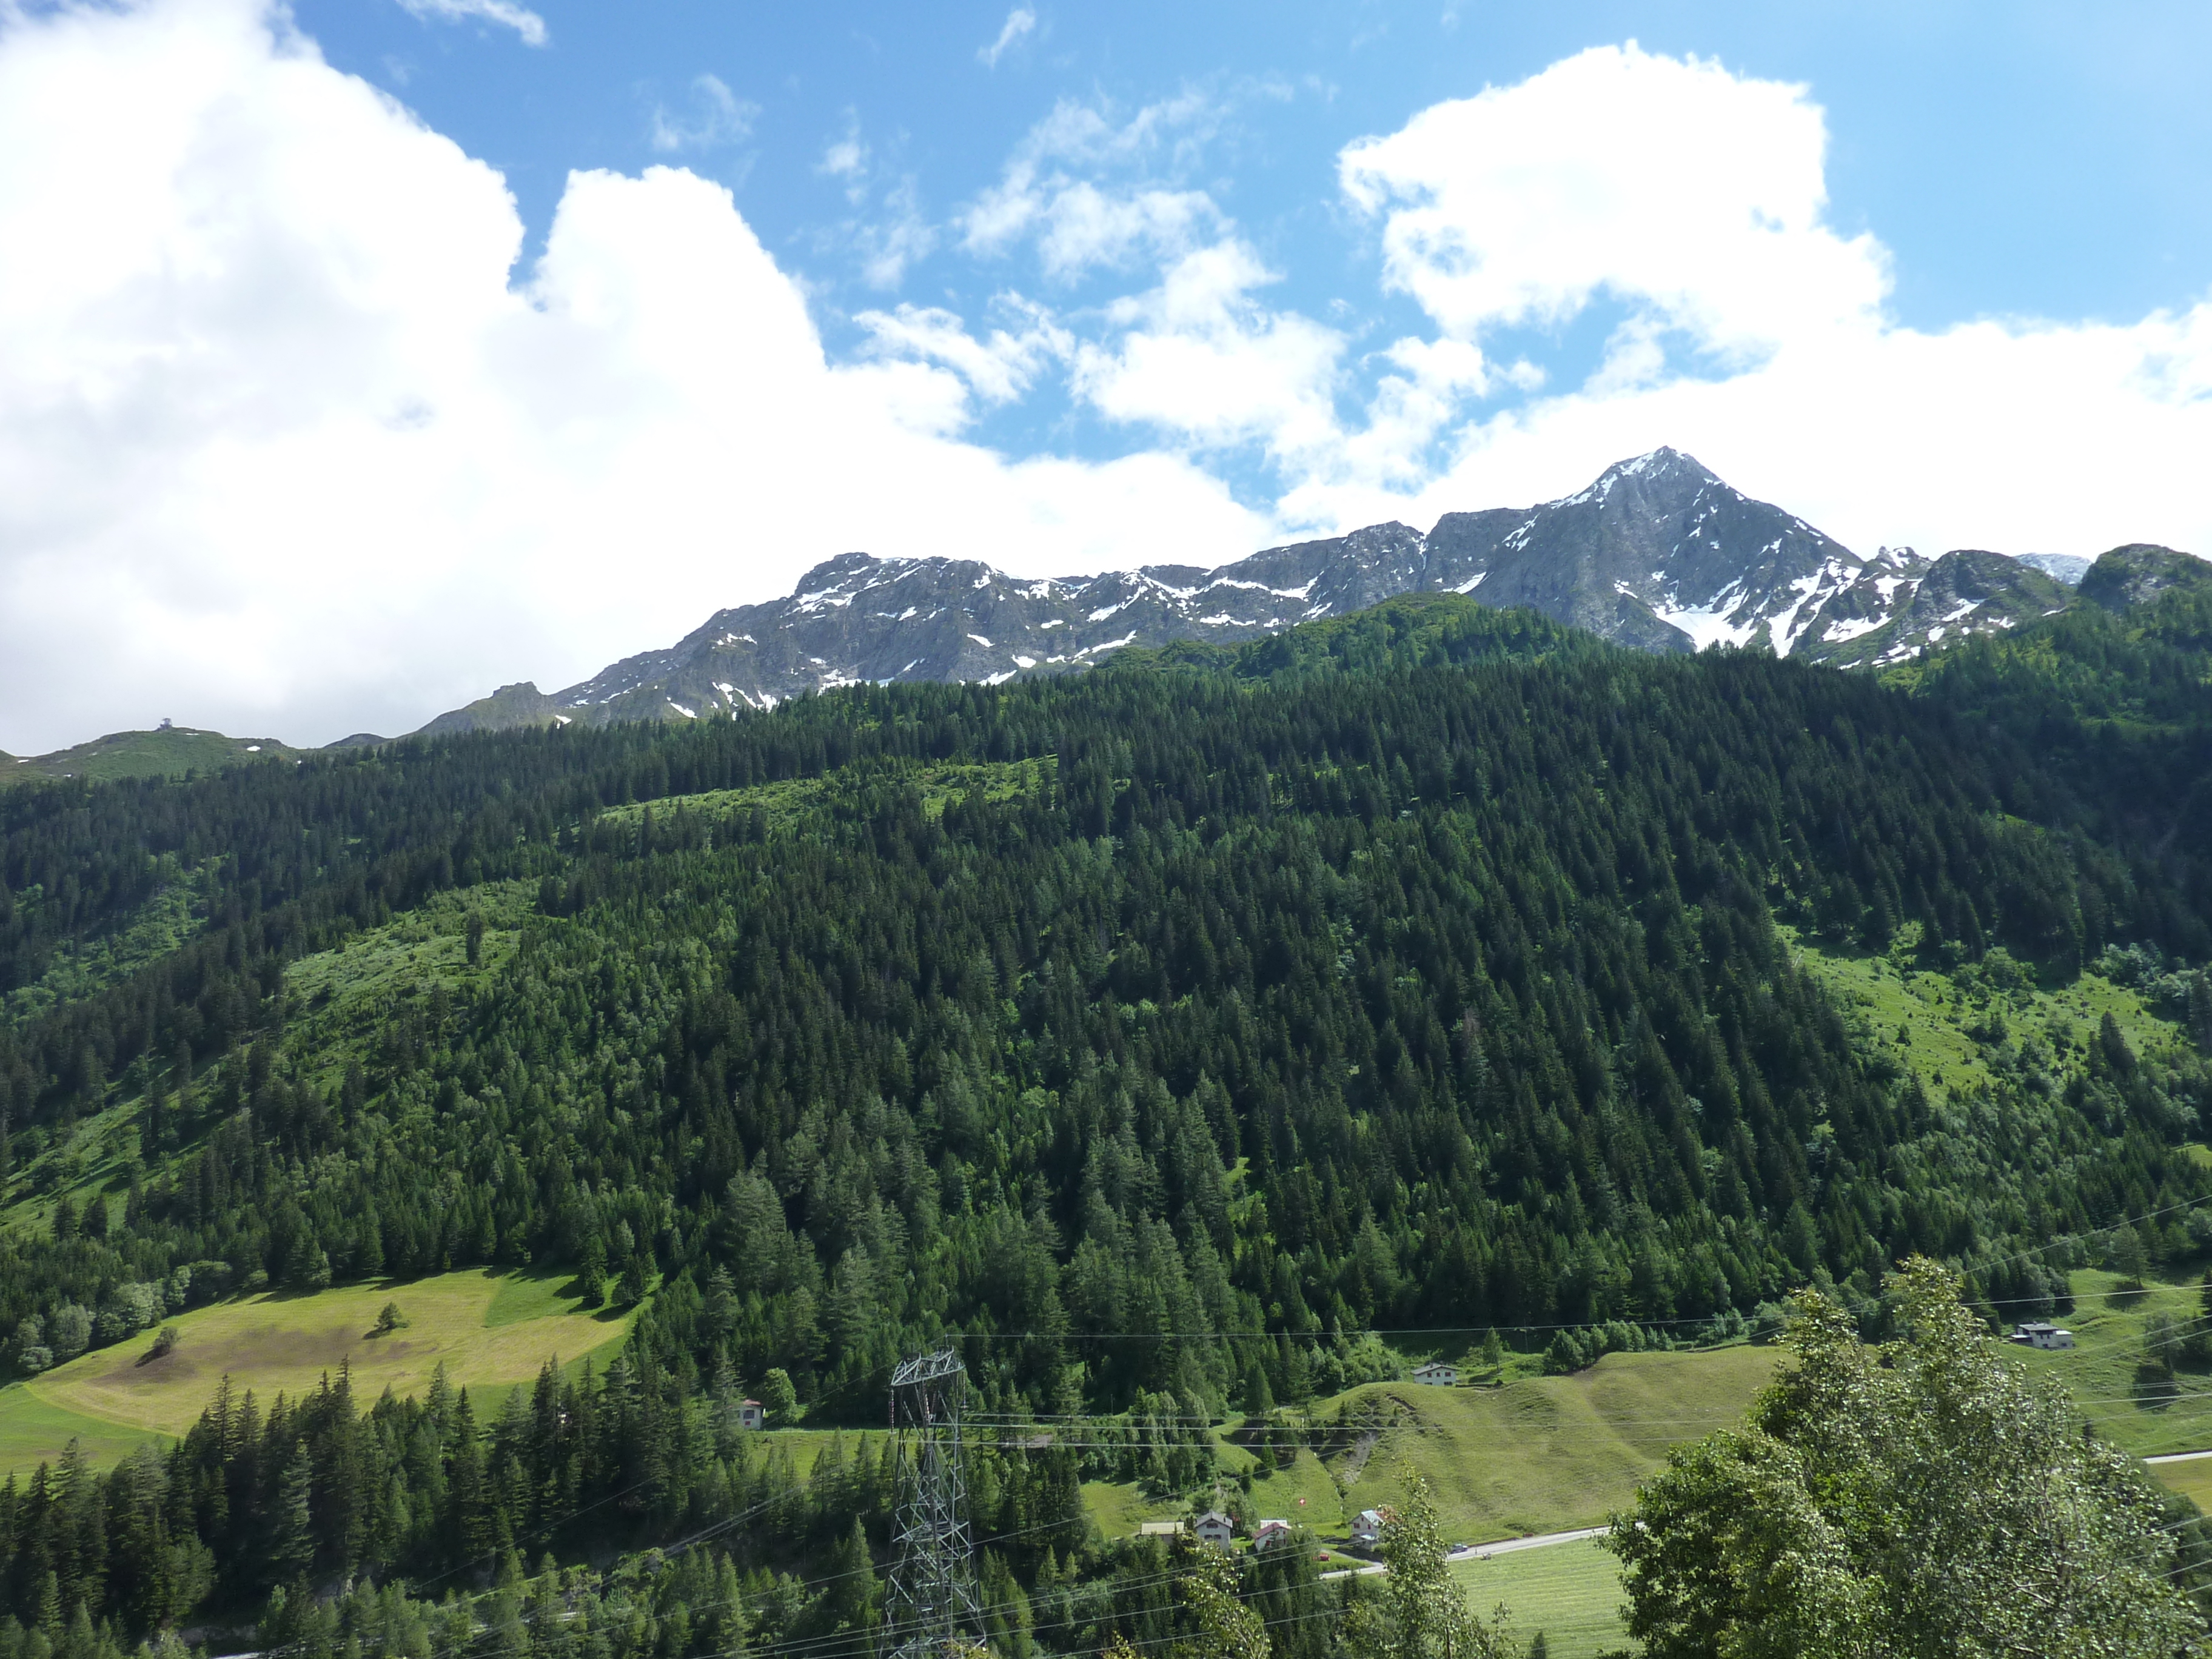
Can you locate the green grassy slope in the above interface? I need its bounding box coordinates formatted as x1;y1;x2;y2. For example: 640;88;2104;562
1454;1541;1629;1659
0;1266;632;1479
1078;1346;1778;1553
0;879;534;1238
2014;1266;2212;1460
1;726;300;786
593;756;1056;832
1;857;213;1027
281;879;537;1093
1319;1349;1778;1543
0;1387;173;1484
1781;923;2183;1100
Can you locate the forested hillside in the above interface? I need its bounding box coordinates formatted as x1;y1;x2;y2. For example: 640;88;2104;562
5;590;2212;1652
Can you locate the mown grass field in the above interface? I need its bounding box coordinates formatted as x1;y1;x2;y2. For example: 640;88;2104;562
1081;1442;1346;1540
2156;1456;2212;1510
0;1267;632;1477
1454;1540;1629;1659
1322;1347;1778;1543
2013;1267;2212;1461
0;1387;174;1484
1079;1344;1777;1559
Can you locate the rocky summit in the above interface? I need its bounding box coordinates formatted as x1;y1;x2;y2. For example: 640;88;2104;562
418;449;2173;733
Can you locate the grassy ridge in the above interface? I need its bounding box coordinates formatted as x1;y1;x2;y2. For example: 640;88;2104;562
0;726;299;788
592;756;1057;831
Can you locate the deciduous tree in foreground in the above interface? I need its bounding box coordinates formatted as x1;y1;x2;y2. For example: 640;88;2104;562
1343;1464;1512;1659
1609;1256;2208;1657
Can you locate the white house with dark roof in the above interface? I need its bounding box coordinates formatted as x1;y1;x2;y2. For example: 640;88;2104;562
1194;1511;1235;1548
1412;1361;1458;1386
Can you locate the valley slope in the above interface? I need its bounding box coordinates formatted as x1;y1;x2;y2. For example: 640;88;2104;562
5;586;2212;1650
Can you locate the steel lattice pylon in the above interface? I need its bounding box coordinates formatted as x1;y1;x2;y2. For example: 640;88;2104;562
886;1348;985;1659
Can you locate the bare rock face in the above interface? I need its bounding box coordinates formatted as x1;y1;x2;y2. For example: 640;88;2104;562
419;451;2179;733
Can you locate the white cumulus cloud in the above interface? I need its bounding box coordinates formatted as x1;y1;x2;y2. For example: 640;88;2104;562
1293;41;2212;555
960;90;1227;272
1073;243;1345;465
856;301;1070;408
0;0;1266;752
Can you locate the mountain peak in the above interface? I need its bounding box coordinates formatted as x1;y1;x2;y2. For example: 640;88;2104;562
1549;446;1721;510
411;448;2091;734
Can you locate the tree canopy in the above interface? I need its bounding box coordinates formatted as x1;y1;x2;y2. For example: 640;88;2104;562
1611;1258;2209;1657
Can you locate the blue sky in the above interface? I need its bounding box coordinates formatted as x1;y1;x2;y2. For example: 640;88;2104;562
306;1;2212;326
289;0;2212;506
2;0;2210;747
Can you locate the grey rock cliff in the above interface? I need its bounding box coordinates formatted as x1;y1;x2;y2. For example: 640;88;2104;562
418;451;2169;732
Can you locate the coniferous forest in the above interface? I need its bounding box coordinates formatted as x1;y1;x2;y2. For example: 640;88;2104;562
7;587;2212;1655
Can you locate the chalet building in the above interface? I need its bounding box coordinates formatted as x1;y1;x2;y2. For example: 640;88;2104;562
1194;1511;1236;1548
1253;1519;1293;1549
1352;1509;1384;1547
2008;1322;2076;1350
736;1399;765;1429
1412;1361;1458;1386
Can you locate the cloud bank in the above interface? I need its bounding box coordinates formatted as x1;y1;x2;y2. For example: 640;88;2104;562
0;0;1262;750
1;11;2210;754
1304;45;2212;555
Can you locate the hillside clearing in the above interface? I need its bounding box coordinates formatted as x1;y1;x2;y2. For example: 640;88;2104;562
3;1269;630;1471
1076;1345;1778;1559
1321;1347;1780;1541
1783;927;2184;1100
594;756;1056;831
